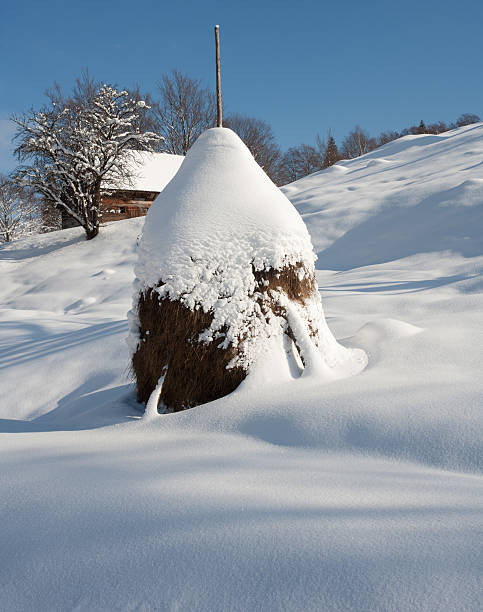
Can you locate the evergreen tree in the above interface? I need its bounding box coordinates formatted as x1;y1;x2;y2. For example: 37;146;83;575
323;132;340;168
417;120;427;134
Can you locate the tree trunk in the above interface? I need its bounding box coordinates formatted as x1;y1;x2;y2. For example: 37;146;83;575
85;182;101;240
85;224;99;240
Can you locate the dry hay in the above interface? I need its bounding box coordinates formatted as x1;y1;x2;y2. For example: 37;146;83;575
132;262;318;412
132;291;245;412
252;262;317;307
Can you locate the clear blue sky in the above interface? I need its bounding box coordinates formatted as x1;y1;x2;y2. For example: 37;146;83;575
1;0;482;171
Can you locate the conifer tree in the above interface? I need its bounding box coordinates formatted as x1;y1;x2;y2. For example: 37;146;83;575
417;120;427;134
323;131;340;168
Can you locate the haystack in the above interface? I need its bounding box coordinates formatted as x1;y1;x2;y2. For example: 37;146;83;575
128;128;364;412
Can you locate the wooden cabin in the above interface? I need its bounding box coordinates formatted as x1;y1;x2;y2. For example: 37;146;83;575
61;152;184;229
101;189;160;222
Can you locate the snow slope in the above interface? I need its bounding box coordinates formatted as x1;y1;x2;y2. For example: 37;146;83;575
1;124;482;611
283;122;483;270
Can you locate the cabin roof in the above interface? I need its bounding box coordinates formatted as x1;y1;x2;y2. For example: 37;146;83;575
109;151;184;193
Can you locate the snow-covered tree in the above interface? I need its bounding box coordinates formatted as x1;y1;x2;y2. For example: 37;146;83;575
0;174;39;243
12;82;162;240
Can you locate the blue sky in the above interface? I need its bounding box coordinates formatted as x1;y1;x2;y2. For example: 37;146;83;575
1;0;482;172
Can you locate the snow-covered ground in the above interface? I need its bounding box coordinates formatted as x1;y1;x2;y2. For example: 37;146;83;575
1;124;482;611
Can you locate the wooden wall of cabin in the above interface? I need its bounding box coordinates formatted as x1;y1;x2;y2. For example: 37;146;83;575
61;191;160;228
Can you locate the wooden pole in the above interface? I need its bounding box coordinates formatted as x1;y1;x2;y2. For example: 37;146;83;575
215;25;222;127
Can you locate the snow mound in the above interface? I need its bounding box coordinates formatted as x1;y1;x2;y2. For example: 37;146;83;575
348;318;424;366
134;127;315;294
353;318;423;343
130;127;363;379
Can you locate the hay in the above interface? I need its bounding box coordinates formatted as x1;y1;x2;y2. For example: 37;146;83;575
132;262;319;412
253;262;317;311
253;263;319;365
132;289;245;412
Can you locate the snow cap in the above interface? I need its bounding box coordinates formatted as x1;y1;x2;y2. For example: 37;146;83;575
136;127;315;291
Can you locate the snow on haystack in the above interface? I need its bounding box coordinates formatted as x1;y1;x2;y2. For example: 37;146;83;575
128;127;365;412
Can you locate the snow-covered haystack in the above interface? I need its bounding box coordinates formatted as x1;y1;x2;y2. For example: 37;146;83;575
129;128;362;411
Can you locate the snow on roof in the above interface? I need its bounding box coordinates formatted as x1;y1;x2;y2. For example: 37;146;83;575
112;151;184;193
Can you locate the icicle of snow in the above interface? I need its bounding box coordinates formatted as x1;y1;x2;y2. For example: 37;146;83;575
143;375;164;420
281;298;332;378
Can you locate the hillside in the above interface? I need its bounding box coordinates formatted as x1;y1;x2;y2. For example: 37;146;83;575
283;122;483;271
0;125;482;611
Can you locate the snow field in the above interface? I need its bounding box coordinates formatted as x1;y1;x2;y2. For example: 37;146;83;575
1;123;482;611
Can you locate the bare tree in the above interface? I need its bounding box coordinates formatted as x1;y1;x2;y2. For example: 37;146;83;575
341;125;375;159
39;197;61;233
13;80;161;240
280;147;301;183
315;133;327;159
155;70;216;155
223;114;283;183
426;121;447;135
0;174;39;242
296;143;323;176
377;130;401;146
280;144;323;183
456;113;480;127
